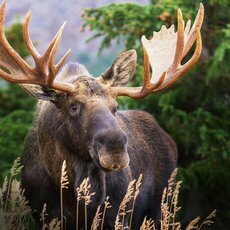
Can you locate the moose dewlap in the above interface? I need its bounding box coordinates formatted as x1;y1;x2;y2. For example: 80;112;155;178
0;0;203;228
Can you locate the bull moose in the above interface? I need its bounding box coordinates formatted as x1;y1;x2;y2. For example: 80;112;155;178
0;0;204;229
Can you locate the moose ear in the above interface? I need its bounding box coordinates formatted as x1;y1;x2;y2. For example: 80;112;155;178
98;49;137;87
20;84;60;102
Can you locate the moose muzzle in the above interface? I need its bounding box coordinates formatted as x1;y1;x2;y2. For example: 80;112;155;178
93;128;129;171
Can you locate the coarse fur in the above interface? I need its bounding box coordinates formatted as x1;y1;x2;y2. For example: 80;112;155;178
21;50;177;229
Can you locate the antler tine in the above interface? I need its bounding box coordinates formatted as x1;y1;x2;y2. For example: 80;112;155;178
47;28;64;84
183;3;204;57
47;23;71;85
142;46;150;87
23;9;69;81
41;21;73;92
0;0;6;35
23;10;41;60
44;21;67;63
55;48;71;73
170;8;184;71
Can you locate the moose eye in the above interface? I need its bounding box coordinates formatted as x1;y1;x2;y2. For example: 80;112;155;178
70;103;81;114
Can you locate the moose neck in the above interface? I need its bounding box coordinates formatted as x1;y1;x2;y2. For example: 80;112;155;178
73;162;107;206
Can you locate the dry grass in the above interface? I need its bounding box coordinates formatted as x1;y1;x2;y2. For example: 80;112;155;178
129;174;142;229
101;196;112;230
40;203;61;230
60;160;69;230
158;169;216;230
76;177;96;230
0;158;31;230
0;160;216;230
140;217;155;230
91;206;102;230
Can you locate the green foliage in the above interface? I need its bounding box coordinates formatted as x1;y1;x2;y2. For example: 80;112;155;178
207;24;230;81
83;1;199;52
5;23;30;59
83;0;230;228
0;110;34;179
0;23;36;181
0;84;36;117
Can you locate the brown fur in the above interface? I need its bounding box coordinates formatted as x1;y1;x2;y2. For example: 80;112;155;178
21;51;177;229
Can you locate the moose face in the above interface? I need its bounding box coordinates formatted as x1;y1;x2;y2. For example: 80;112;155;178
64;75;129;171
21;50;137;171
75;77;129;170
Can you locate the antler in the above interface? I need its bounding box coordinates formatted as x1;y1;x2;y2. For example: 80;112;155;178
112;3;204;98
0;0;74;94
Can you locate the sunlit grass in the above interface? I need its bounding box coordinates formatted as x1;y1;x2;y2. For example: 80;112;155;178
0;158;216;230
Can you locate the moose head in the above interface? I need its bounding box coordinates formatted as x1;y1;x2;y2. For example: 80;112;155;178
0;0;203;171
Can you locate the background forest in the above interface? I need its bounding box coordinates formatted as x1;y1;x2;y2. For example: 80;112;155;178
0;0;229;229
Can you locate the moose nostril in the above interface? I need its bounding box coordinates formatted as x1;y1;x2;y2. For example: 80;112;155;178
112;164;118;170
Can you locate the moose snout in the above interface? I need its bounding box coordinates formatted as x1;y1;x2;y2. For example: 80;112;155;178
99;154;130;170
93;129;129;170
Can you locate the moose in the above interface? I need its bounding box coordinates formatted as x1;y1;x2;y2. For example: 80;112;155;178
0;0;204;229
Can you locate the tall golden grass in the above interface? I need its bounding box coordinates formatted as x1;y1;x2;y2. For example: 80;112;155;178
0;158;31;229
0;159;216;230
